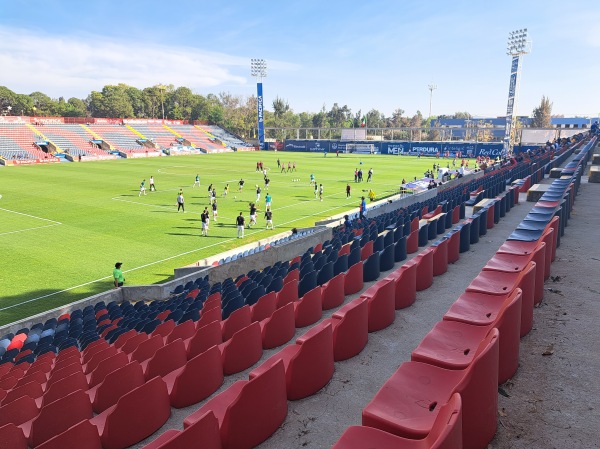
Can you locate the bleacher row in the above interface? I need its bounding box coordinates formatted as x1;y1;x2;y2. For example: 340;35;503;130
0;138;590;449
0;122;249;161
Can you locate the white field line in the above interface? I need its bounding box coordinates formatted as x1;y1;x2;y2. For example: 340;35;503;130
0;198;357;312
0;207;63;237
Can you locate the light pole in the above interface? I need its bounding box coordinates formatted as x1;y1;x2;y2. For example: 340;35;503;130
251;59;267;149
504;28;531;154
428;84;437;119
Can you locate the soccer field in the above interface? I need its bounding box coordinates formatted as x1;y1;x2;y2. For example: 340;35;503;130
0;151;473;325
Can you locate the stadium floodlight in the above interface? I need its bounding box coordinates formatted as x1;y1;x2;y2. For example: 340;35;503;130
428;84;437;118
250;59;267;80
503;28;531;155
251;59;267;149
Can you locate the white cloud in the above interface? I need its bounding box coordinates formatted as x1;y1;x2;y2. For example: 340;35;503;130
0;26;294;97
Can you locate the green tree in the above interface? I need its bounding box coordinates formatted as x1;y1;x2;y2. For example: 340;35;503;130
532;96;552;127
29;91;57;116
0;86;17;113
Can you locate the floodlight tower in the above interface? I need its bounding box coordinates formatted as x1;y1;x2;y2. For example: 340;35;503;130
428;84;437;118
504;29;531;154
251;59;267;149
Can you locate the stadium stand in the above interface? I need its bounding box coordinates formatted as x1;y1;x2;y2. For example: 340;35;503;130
29;124;109;157
125;124;179;149
168;124;231;152
87;124;144;152
0;133;594;449
0;123;51;160
201;125;254;149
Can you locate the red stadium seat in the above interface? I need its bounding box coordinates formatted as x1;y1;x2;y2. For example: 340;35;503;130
260;302;296;349
143;338;187;381
221;305;252;342
384;261;417;310
360;278;395;332
276;278;298;309
186;320;223;360
219;322;263;375
89;361;145;414
250;291;277;322
295;286;323;328
321;273;345;310
344;262;364;295
327;297;369;362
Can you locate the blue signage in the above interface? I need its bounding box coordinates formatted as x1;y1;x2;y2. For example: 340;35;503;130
257;82;265;150
283;140;506;157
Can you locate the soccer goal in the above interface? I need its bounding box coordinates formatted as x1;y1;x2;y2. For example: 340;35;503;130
346;143;376;154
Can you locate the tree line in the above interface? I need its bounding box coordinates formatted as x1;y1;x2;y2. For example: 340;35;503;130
0;84;553;139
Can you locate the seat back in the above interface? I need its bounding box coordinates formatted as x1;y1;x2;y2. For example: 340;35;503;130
187;320;223;360
120;332;149;355
168;345;224;409
131;334;165;364
221;360;287;449
42;370;89;406
157;411;221;449
152;320;177;339
220;322;263;375
145;339;188;380
276;278;298;309
35;419;102;449
100;377;171;449
221;306;252;342
260;302;296;350
88;350;129;388
321;273;345;310
84;345;118;374
30;389;93;448
0;394;39;427
93;361;145;413
166;320;197;344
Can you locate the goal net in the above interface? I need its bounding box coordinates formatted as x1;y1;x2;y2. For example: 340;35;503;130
345;143;376;154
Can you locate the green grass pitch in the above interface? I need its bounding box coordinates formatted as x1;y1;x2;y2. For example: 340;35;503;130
0;152;474;325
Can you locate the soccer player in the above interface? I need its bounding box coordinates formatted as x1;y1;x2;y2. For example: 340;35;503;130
264;176;270;190
310;173;315;185
255;185;261;203
149;176;156;191
249;203;258;227
360;196;367;220
287;161;291;172
223;183;229;197
264;207;274;229
193;174;200;187
212;199;218;222
277;158;281;169
238;178;245;192
314;182;318;199
177;192;185;212
210;188;217;205
319;184;324;201
346;183;351;198
236;212;245;238
139;179;147;196
200;208;209;236
367;168;373;182
265;192;272;209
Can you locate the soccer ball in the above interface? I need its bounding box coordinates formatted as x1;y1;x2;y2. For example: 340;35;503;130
234;196;237;199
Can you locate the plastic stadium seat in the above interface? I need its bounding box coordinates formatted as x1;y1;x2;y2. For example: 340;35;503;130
0;423;28;449
321;273;345;310
152;320;176;339
250;321;334;400
379;244;395;272
143;338;187;381
221;306;252;342
166;320;196;345
259;302;296;350
184;360;288;449
88;361;145;414
186;320;223;360
120;332;148;355
444;288;522;384
113;329;137;349
361;278;396;332
317;261;334;286
325;297;369;362
414;247;434;291
87;377;171;449
88;351;129;388
467;261;536;337
360;240;374;261
219;322;263;375
344;262;364;295
130;334;165;365
42;370;89;406
332;393;462;449
249;291;277;323
295;286;323;328
363;251;380;282
0;394;39;427
276;278;299;309
394;236;407;262
84;346;118;374
431;239;448;276
1;380;44;405
164;345;224;408
406;230;418;254
82;339;110;365
446;230;460;264
28;388;93;448
384;260;417;309
362;329;499;449
139;411;221;449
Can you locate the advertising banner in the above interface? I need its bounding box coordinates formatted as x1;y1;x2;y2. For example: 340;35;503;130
257;83;265;150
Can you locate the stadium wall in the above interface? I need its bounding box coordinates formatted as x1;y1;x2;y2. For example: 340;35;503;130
282;139;506;157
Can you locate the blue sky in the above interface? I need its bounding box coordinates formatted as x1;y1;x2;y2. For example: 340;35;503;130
1;0;599;118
